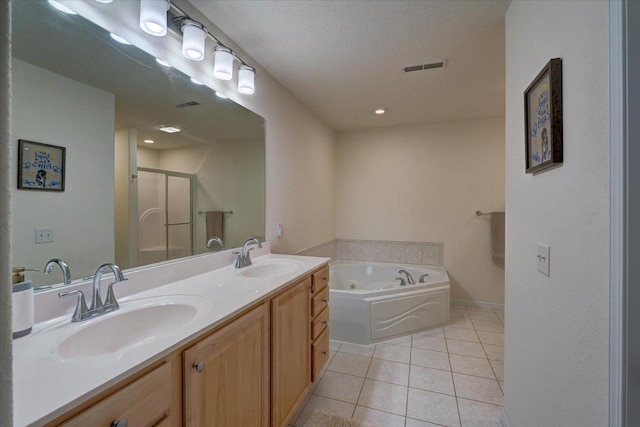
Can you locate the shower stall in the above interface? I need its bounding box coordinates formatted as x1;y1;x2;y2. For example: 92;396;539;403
136;168;195;266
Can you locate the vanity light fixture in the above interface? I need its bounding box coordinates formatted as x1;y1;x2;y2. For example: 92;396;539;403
155;58;171;68
213;46;234;80
94;0;114;3
374;109;386;115
143;139;155;144
181;20;207;61
47;0;77;15
190;77;204;85
139;0;170;37
238;65;256;95
110;33;132;45
158;125;182;133
215;92;228;99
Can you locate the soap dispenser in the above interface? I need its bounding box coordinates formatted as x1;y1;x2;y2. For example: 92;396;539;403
12;267;37;338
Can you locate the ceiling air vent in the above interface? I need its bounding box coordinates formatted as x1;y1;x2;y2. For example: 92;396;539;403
403;60;447;73
175;101;201;108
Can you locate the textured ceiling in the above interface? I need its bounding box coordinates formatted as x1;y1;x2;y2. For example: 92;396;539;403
191;0;509;131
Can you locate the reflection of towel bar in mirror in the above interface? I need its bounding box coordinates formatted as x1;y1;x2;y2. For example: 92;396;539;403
198;210;233;215
476;210;504;217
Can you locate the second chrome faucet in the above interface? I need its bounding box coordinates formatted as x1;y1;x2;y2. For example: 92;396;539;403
58;263;127;322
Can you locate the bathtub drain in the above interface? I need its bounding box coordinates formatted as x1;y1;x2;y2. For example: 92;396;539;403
350;283;356;289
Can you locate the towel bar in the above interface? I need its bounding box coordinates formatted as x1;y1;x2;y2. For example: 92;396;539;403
476;210;504;216
198;210;233;215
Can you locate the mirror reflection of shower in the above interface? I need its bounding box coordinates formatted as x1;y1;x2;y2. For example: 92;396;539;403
137;168;195;267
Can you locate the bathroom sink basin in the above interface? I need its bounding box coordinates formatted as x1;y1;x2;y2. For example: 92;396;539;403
239;259;304;278
55;295;209;358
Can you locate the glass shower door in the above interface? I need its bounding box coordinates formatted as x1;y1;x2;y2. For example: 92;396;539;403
137;168;194;266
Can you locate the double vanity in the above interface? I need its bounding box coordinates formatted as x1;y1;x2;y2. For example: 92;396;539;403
13;243;330;427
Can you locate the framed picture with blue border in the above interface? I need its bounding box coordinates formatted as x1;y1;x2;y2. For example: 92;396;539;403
17;139;66;191
524;58;563;174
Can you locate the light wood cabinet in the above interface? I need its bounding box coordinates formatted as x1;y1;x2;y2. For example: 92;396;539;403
310;266;330;382
59;361;176;427
183;303;270;427
271;277;311;427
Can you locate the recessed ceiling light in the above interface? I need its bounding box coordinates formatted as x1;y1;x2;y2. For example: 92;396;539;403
190;77;204;85
215;92;228;99
158;125;182;133
155;58;171;68
48;0;77;14
143;139;155;144
374;109;386;115
110;33;131;45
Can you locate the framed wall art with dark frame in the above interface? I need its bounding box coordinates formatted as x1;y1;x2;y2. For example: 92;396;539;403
17;139;66;191
524;58;563;174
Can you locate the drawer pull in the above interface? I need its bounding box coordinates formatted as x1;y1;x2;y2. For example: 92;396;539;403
193;361;205;373
322;351;327;356
111;419;128;427
322;277;327;282
322;320;328;325
322;299;327;304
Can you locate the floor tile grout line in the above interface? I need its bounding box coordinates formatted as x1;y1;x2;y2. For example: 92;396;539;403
443;330;463;426
350;352;374;419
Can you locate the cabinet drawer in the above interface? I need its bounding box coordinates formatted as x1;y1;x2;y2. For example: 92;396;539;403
311;328;330;382
311;306;329;341
60;362;172;427
311;265;329;294
311;286;329;318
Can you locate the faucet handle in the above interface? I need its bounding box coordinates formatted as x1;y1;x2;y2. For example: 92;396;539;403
58;290;89;322
395;277;407;286
104;278;127;310
418;274;430;283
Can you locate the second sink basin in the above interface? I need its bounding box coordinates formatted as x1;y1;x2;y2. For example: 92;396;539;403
55;295;209;359
239;259;305;278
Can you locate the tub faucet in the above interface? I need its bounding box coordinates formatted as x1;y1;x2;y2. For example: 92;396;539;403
398;269;415;284
236;238;263;268
43;258;72;285
206;237;224;252
395;277;407;286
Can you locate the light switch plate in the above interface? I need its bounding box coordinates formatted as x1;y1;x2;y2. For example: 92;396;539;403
276;223;284;237
35;227;54;244
537;243;550;276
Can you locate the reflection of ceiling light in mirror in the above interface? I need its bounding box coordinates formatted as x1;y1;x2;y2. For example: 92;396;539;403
95;0;114;3
190;78;204;85
144;139;155;144
110;33;131;45
48;0;77;14
155;58;171;68
181;20;207;61
139;0;170;37
213;46;234;80
158;125;182;133
215;92;228;99
374;109;386;115
238;65;256;95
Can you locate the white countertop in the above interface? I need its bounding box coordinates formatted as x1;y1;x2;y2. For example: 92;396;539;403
13;253;329;426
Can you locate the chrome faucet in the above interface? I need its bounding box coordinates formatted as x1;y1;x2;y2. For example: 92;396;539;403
58;263;127;322
395;277;407;286
206;237;224;252
43;258;72;285
235;237;263;268
398;269;415;284
418;273;430;283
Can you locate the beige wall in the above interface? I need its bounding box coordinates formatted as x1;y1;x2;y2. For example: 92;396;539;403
336;118;505;304
504;1;609;426
68;0;336;255
11;59;115;286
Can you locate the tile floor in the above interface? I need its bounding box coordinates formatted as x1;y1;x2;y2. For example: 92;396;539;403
291;305;505;427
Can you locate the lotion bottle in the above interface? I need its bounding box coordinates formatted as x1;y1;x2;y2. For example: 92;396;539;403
12;267;37;338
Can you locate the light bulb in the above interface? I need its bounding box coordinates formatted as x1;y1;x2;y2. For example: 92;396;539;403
181;20;207;61
139;0;170;37
215;92;228;99
190;77;204;85
155;58;171;67
213;46;234;80
238;65;256;95
110;33;131;45
374;109;386;115
95;0;113;3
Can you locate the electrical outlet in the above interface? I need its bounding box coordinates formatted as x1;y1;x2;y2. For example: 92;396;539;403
35;227;54;244
537;243;550;276
276;223;284;237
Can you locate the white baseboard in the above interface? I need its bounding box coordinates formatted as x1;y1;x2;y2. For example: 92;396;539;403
501;409;511;427
451;298;504;311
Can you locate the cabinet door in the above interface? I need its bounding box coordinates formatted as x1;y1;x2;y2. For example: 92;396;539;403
271;278;311;427
184;303;270;427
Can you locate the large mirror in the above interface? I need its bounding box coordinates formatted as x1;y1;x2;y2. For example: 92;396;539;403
11;1;266;289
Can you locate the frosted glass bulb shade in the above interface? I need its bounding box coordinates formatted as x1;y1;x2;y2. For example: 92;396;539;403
139;0;170;37
181;21;207;61
238;66;256;95
213;46;234;80
95;0;113;3
48;0;77;14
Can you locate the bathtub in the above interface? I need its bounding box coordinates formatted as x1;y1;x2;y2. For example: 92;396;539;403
329;260;450;345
